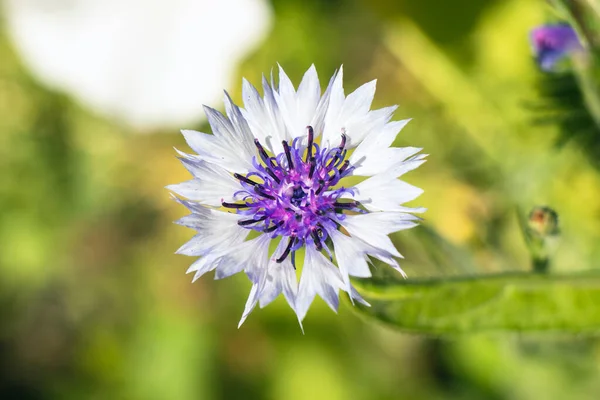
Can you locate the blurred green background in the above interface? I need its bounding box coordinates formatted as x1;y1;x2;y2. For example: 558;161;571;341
3;0;600;399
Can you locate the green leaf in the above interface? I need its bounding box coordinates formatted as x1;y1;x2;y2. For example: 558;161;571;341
353;271;600;335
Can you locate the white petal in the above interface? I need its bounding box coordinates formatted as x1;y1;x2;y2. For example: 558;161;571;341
329;229;372;279
166;159;239;206
353;119;410;155
272;65;322;146
188;255;223;282
296;246;369;321
276;64;297;112
340;105;396;147
340;213;419;257
348;171;425;212
262;74;288;153
323;78;385;148
181;129;217;158
238;277;265;328
176;218;248;257
172;198;249;259
328;230;367;305
309;67;339;138
180;130;252;173
321;66;345;145
296;246;342;321
241;75;288;154
296;65;321;117
340;80;377;120
236;235;273;327
350;119;423;176
223;91;257;156
214;234;271;280
384;156;428;178
258;238;299;309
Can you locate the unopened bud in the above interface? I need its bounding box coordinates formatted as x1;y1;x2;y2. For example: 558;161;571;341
520;206;560;273
528;206;559;237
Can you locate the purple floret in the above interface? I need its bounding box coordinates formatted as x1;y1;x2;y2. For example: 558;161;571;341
530;24;584;71
222;126;361;266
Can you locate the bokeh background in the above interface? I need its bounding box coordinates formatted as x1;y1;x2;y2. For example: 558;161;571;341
2;0;600;399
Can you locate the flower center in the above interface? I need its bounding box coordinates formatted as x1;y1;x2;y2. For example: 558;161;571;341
222;126;360;264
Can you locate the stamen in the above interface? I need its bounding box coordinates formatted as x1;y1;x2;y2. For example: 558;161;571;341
336;150;347;167
235;126;357;243
265;221;283;233
265;167;281;184
276;236;296;263
308;157;316;179
254;139;281;183
334;201;358;209
255;187;275;200
222;202;249;209
311;230;323;251
326;152;340;169
238;215;267;226
338;160;350;175
339;133;347;150
315;179;326;195
234;173;258;186
254;138;272;166
282;140;294;170
306;126;314;162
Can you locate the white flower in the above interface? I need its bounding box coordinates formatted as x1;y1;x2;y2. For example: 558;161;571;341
168;65;426;329
3;0;271;129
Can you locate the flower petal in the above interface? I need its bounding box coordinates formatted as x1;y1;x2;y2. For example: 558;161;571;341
296;246;367;322
275;64;321;141
348;167;426;212
340;212;419;258
349;119;423;176
166;158;240;206
258;238;299;309
240;74;288;154
215;234;271;280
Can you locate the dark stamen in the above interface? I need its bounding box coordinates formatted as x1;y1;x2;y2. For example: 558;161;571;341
264;221;283;233
316;223;325;236
291;251;297;270
308;157;316;179
339;133;347;150
265;168;281;184
326;152;340;169
254;138;271;164
255;187;275;200
335;150;347;167
334;201;358;209
282;140;294;170
238;215;267;226
338;160;350;175
222;202;249;209
306;126;314;162
234;173;259;186
311;230;323;251
276;236;296;263
254;139;281;184
315;179;326;195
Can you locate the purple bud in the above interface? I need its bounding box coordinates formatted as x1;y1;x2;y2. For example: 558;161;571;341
530;24;584;71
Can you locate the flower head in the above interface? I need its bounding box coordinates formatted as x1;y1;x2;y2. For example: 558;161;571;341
168;65;426;328
530;24;584;71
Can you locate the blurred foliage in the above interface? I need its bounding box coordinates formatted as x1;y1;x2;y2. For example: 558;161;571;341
4;0;600;399
354;269;600;334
